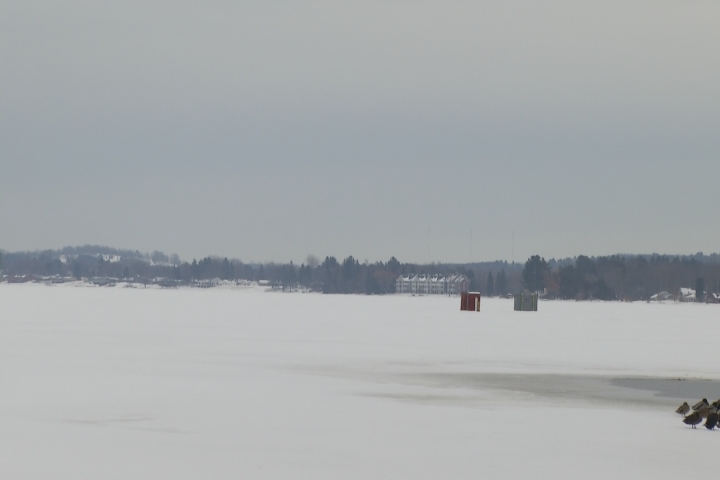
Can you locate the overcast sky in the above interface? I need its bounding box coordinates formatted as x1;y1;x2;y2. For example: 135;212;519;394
1;1;719;263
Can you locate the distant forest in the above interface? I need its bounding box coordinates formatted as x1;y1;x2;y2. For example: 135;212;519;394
1;245;720;300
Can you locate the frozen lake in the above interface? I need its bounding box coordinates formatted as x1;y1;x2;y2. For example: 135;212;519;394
1;284;718;479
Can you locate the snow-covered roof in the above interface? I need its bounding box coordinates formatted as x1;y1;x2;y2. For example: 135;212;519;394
396;274;469;283
650;291;673;300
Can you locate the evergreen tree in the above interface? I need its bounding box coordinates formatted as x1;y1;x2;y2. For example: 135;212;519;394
341;256;358;281
190;259;200;279
72;262;82;279
298;264;311;286
386;257;401;274
496;269;507;296
282;262;297;290
221;258;234;280
486;271;495;296
522;255;549;292
465;269;477;291
696;278;705;303
365;267;381;294
559;256;602;299
323;257;338;269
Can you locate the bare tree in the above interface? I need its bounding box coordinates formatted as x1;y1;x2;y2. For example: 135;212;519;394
305;254;320;268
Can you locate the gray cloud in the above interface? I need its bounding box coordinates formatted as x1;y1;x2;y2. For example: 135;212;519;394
2;1;719;262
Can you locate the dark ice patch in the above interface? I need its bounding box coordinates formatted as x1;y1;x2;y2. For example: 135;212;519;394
610;377;720;400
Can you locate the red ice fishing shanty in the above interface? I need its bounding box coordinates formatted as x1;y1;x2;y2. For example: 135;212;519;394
460;292;481;311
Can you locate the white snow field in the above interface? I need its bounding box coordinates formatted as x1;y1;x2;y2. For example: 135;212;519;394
1;284;719;479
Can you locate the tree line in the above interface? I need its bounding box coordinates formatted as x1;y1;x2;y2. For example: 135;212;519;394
0;246;519;295
2;246;719;299
520;254;720;300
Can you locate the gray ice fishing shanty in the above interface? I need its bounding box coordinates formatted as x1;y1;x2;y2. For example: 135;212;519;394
395;274;469;295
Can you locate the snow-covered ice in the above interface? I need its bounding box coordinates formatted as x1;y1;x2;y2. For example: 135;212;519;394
1;284;718;479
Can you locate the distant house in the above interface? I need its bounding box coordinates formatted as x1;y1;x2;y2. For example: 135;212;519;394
650;291;673;301
676;288;696;302
7;275;35;284
195;279;219;288
395;274;469;295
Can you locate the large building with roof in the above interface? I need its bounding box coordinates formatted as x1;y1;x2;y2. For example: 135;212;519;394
395;274;469;295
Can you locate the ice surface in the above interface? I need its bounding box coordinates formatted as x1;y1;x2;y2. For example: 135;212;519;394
1;284;718;479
